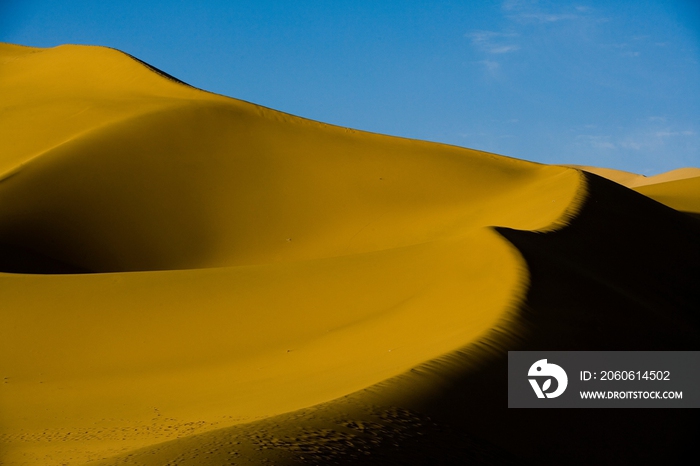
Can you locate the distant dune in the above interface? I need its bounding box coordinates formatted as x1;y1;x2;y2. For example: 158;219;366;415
1;43;698;465
568;165;700;217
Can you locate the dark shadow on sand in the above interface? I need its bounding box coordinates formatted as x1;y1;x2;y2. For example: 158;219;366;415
0;243;93;274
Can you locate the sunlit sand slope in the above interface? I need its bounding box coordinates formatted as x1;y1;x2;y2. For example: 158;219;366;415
1;43;698;465
633;176;700;215
569;165;700;188
0;43;581;465
571;165;700;215
94;171;700;466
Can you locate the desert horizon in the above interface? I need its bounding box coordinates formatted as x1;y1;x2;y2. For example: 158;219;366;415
1;42;699;465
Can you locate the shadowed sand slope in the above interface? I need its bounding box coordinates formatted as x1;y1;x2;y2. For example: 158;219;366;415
91;172;700;466
633;176;700;215
568;165;700;188
1;43;699;465
571;165;700;216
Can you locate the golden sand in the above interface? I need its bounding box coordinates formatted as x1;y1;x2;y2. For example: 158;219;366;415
1;43;698;465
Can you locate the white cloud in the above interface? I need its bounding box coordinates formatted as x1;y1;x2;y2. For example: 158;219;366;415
468;31;516;42
489;45;521;54
655;130;695;138
467;31;520;56
600;43;643;58
577;135;616;149
579;127;697;153
501;0;526;12
470;59;504;80
620;129;695;149
597;142;617;149
479;59;501;74
512;12;579;23
501;1;597;25
618;139;644;150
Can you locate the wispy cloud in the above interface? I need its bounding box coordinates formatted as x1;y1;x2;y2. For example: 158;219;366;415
467;2;603;78
600;42;642;58
469;31;509;42
467;31;520;54
512;12;579;23
577;127;696;152
478;59;501;77
576;135;616;149
617;130;695;150
500;0;605;25
501;0;525;12
617;138;643;150
480;59;500;70
502;0;585;23
489;45;521;54
655;130;695;137
467;31;520;77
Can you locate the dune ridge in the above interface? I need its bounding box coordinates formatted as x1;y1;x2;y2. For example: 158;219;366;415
570;165;700;217
569;165;700;188
90;170;700;466
1;43;698;465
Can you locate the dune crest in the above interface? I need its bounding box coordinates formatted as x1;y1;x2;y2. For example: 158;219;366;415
570;165;700;215
1;43;698;465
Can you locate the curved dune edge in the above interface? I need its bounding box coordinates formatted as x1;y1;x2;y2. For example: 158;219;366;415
565;164;700;188
567;165;700;216
1;42;698;465
0;43;589;465
633;176;700;215
92;171;700;466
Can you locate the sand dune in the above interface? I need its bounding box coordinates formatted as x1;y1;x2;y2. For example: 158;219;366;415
571;165;700;216
568;165;700;188
1;43;698;465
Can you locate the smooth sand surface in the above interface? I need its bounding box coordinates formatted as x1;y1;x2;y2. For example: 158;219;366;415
566;165;700;188
1;43;699;465
570;165;700;216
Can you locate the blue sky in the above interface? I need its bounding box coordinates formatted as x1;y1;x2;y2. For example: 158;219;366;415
2;0;699;174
